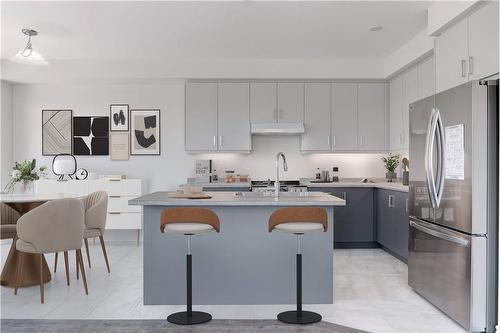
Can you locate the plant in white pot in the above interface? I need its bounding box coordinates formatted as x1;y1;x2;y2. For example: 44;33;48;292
381;153;400;182
4;159;47;194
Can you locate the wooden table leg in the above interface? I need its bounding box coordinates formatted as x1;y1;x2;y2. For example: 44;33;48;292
1;237;51;288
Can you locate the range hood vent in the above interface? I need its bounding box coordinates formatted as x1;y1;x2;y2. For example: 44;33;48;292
251;122;305;135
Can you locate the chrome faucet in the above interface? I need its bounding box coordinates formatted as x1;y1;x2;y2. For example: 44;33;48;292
275;152;288;197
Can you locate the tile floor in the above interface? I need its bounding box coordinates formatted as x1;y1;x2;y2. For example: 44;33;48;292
0;239;467;333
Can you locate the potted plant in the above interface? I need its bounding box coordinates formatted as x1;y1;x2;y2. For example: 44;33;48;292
381;153;400;182
4;159;47;194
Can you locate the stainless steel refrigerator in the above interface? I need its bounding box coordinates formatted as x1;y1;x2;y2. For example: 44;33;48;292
408;79;498;332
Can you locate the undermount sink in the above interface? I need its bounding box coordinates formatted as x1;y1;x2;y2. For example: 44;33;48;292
235;192;320;198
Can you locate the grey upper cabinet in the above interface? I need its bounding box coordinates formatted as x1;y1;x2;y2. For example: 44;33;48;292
468;1;499;81
357;83;387;151
389;76;403;151
402;67;418;149
218;83;251;152
277;83;304;122
331;83;358;151
417;55;435;100
250;83;276;123
435;19;468;93
301;83;331;151
185;82;218;151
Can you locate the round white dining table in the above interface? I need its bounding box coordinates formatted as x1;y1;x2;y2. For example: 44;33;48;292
0;193;81;288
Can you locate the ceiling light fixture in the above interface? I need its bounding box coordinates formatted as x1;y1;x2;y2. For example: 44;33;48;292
10;29;49;66
369;25;383;32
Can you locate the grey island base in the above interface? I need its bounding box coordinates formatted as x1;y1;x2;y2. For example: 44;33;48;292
129;191;345;305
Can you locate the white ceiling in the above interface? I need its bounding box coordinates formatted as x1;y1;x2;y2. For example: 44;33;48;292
1;1;430;60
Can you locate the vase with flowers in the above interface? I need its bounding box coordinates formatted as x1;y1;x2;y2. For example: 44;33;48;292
4;159;47;194
381;153;400;182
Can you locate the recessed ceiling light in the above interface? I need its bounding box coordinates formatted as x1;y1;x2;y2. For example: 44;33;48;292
369;25;383;32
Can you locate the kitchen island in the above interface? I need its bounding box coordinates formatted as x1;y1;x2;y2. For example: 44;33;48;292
129;191;345;305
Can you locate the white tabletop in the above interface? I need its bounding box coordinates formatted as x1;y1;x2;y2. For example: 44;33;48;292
0;193;82;203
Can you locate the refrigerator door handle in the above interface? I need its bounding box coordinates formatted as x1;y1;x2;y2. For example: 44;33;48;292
435;108;446;207
425;109;439;208
410;220;470;246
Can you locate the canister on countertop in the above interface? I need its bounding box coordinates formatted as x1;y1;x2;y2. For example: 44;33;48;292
224;170;236;183
332;167;339;182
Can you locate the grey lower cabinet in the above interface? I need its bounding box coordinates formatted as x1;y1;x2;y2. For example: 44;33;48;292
309;187;376;248
376;189;409;262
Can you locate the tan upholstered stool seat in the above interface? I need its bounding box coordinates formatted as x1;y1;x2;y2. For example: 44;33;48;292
274;222;324;234
163;223;214;235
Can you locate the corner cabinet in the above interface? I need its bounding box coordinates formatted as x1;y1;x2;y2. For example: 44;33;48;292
376;189;409;262
435;1;499;93
185;82;251;153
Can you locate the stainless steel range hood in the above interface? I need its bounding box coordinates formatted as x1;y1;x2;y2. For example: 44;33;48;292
251;122;305;135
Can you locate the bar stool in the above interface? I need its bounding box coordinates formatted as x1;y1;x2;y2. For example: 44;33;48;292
160;207;220;325
268;207;328;325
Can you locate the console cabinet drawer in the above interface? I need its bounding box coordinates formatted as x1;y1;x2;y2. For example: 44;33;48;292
106;212;141;230
108;196;141;213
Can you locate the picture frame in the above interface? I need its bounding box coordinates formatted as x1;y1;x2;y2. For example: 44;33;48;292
110;132;130;161
130;109;160;155
109;104;129;132
42;109;73;156
73;116;109;155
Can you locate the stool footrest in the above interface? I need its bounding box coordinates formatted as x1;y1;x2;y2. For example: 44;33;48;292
277;310;322;325
167;311;212;325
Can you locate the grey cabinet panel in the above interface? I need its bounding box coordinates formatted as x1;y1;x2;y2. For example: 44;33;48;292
331;83;358;151
185;82;218;151
218;83;251;152
376;189;409;261
357;83;387;151
250;83;276;123
402;67;418;149
389;76;404;151
301;83;331;151
277;83;304;123
309;187;375;247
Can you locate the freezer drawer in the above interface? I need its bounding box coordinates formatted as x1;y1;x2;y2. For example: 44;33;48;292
408;218;471;330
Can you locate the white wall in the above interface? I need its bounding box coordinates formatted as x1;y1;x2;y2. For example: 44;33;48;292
11;83;388;193
1;80;14;189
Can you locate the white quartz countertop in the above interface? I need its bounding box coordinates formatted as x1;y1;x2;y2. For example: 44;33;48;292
301;179;409;193
129;191;346;207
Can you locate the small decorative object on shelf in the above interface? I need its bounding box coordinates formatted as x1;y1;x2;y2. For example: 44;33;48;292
381;153;400;183
4;159;46;194
75;168;88;180
52;153;77;181
401;157;410;185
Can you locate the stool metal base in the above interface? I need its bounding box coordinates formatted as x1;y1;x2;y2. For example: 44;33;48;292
277;310;322;325
167;311;212;325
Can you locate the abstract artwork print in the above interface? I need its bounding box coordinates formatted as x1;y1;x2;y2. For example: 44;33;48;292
110;104;129;131
42;110;73;155
130;109;160;155
73;116;109;155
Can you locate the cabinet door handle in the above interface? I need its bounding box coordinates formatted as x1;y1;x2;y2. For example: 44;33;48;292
213;135;217;147
332;135;336;147
461;59;467;77
342;192;347;201
327;135;331;146
359;135;364;146
274;108;277;121
405;198;409;213
388;195;395;208
468;56;474;75
219;136;223;147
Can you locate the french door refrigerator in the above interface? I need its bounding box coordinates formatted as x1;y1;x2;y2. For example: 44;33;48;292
408;79;498;333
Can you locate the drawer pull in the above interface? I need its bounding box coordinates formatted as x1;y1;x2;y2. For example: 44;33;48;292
388;195;395;208
109;195;121;198
109;212;121;215
342;192;347;201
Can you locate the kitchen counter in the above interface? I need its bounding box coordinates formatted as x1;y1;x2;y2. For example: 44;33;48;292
300;178;409;193
130;191;342;306
188;181;251;188
130;191;345;207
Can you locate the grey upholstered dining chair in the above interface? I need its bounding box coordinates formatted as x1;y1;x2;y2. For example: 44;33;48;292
55;191;110;275
1;203;20;240
14;198;88;303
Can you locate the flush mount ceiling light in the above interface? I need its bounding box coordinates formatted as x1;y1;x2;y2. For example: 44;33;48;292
10;28;49;66
369;25;383;32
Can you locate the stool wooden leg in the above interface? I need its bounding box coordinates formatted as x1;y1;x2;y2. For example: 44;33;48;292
64;251;70;286
77;249;88;295
14;251;24;296
54;252;58;273
99;236;110;273
39;254;44;304
84;238;91;269
76;251;79;280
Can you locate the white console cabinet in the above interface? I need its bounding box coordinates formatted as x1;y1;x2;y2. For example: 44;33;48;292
36;179;143;241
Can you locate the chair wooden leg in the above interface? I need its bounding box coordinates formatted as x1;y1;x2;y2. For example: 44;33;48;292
39;254;44;304
99;236;111;273
77;249;88;295
14;250;23;295
63;251;70;286
54;252;58;273
84;238;91;268
76;251;79;280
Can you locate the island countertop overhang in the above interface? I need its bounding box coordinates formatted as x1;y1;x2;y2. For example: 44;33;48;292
129;191;345;207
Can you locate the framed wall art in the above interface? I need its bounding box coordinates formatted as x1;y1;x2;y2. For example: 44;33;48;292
73;116;109;155
42;110;73;156
110;104;129;132
110;132;130;161
130;109;160;155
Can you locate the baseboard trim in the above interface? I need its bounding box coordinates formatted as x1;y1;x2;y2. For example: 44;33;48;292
334;242;380;249
378;245;408;264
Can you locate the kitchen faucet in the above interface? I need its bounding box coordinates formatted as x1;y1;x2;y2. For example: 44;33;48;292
275;152;288;197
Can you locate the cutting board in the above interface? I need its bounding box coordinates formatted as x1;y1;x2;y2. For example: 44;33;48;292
168;192;212;199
